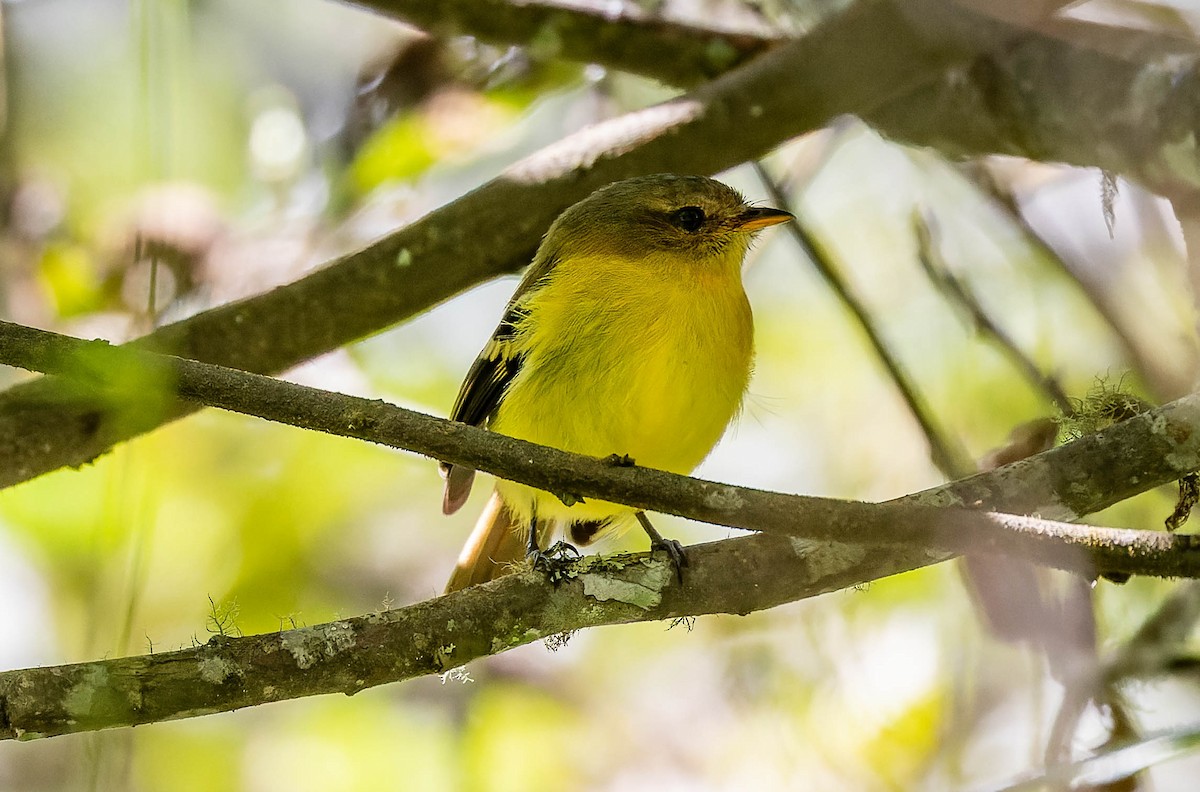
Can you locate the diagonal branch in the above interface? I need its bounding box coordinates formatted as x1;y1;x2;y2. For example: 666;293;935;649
3;515;1195;742
913;207;1074;415
343;0;782;88
0;529;984;741
753;160;976;478
357;0;1200;199
0;0;961;489
1;319;1198;572
6;0;1200;488
2;317;1199;739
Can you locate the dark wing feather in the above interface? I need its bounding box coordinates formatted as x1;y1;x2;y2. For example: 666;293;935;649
440;301;530;514
440;250;560;515
449;307;525;428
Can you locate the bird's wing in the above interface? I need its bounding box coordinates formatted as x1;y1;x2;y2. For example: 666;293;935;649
440;254;558;515
448;306;525;428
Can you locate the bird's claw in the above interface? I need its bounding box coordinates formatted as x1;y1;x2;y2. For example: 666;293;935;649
603;453;637;467
651;536;689;584
528;540;582;585
555;491;585;507
636;512;687;585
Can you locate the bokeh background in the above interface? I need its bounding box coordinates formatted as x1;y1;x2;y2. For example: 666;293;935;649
1;0;1199;789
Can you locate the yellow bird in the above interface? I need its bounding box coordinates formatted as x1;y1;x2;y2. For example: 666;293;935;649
440;174;792;591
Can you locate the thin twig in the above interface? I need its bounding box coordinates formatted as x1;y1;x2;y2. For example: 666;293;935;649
753;160;976;478
913;185;1117;772
1105;579;1200;682
912;207;1074;415
964;163;1151;392
996;721;1200;792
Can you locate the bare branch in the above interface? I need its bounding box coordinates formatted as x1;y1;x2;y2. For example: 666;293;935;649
2;316;1200;739
1107;579;1200;682
5;0;1200;486
3;512;1192;741
913;207;1074;415
0;0;960;489
357;0;1200;201
343;0;781;87
754;161;976;479
1;319;1198;572
968;161;1195;401
868;4;1200;198
0;529;949;741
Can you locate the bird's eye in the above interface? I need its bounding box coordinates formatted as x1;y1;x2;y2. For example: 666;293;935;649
670;206;706;232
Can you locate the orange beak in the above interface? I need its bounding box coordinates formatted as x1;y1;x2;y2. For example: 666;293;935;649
733;206;794;232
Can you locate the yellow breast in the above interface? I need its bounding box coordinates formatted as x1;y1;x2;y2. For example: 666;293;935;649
490;250;753;529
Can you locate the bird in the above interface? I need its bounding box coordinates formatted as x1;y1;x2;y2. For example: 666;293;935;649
440;173;792;592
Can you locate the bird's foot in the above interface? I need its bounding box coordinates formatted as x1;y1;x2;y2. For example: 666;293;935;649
603;453;637;467
555;491;585;507
528;540;582;585
651;536;689;584
557;456;632;508
636;512;688;584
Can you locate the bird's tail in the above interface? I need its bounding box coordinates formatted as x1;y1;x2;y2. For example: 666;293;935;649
446;492;547;593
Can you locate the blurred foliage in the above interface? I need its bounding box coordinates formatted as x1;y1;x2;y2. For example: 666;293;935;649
339;37;584;205
1;0;1200;790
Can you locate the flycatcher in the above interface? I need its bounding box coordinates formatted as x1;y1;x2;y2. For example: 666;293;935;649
441;174;792;591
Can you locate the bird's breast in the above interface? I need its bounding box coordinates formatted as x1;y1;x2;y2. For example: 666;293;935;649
492;253;754;477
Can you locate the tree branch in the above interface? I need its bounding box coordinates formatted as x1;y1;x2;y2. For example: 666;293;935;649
357;0;1200;198
343;0;781;88
2;521;1192;741
913;207;1074;415
0;0;961;489
753;160;977;478
6;0;1198;487
867;3;1200;199
0;530;945;741
2;317;1199;739
1;319;1198;571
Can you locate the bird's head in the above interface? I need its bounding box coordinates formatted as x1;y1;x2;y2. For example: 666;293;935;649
542;174;793;265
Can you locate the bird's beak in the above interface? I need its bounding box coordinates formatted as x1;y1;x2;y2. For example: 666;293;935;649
733;207;794;232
